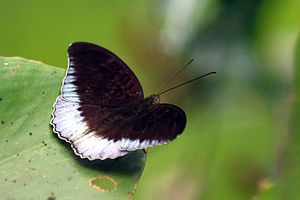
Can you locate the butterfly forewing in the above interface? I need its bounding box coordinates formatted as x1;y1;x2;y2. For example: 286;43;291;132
63;42;144;105
51;42;186;160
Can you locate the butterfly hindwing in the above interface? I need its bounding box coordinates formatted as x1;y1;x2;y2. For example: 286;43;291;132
52;96;186;160
78;101;186;151
119;103;186;150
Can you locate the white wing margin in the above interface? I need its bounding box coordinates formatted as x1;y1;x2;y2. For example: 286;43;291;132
51;96;128;160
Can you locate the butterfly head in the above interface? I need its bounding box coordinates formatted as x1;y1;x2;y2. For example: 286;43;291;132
148;94;160;104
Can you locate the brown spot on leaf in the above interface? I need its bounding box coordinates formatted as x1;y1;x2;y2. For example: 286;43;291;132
11;65;20;76
47;192;56;200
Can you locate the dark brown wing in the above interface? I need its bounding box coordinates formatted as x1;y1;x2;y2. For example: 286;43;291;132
62;42;144;106
123;104;186;143
79;102;186;150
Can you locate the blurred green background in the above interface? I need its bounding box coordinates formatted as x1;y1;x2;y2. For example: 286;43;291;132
1;0;300;199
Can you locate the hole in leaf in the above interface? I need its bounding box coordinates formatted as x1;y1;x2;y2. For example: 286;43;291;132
88;176;118;192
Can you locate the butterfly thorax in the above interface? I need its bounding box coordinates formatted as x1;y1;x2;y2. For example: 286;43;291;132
145;94;160;105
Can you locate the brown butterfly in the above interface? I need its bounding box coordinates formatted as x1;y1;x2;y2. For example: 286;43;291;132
51;42;214;160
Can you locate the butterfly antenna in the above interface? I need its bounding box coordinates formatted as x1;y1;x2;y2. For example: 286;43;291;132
158;72;216;96
158;59;194;93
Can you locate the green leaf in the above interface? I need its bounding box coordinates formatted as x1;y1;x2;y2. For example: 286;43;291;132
0;57;146;200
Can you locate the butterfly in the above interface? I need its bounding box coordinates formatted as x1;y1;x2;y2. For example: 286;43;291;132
51;42;186;160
